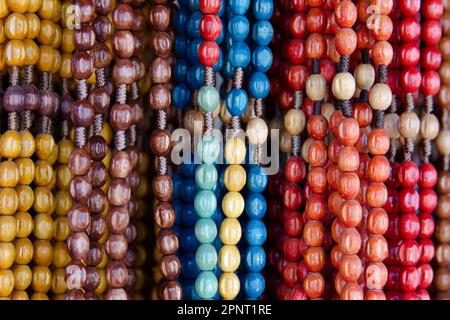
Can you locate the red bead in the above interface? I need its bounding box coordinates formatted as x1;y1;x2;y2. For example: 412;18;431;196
421;46;442;71
417;263;433;289
283;184;304;210
398;188;419;213
400;66;422;93
336;118;360;146
289;285;308;300
334;0;357;28
400;292;419;300
399;266;420;291
384;188;399;215
285;156;306;183
286;65;308;91
398;0;421;16
199;0;221;14
308;140;328;167
419;163;437;188
198;41;220;67
397;161;419;187
296;261;308;282
283;238;302;262
386;161;400;189
282;262;300;286
415;289;430;300
399;213;420;240
278;88;294;110
386;266;401;291
306;7;327;33
200;15;222;41
422;0;444;20
399;43;420;67
421;20;442;46
338;172;360;200
305;194;327;220
290;13;307;38
306;33;327;59
327;165;341;190
386;215;400;241
419;238;435;263
283;210;303;237
320;59;336;84
419;189;437;214
398;240;421;266
421;70;441;96
307;167;327;194
286;39;306;65
292;0;309;12
352;102;373;127
328;139;344;163
399;17;421;42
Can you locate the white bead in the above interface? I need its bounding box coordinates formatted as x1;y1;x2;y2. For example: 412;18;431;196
306;74;326;101
354;64;375;91
368;83;392;111
331;72;356;100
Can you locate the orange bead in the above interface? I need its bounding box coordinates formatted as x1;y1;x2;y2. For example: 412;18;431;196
353;102;373;127
303;272;325;299
337;118;360;146
371;40;393;66
335;28;357;55
337;146;360;172
339;199;362;227
366;182;387;208
334;0;357;28
327;139;344;163
307;115;328;140
355;126;370;154
326;164;341;190
341;282;364;300
303;220;325;247
303;246;325;272
307;140;328;167
305;194;327;220
356;25;375;50
306;33;326;60
367;156;390;182
365;235;388;261
339;227;361;255
339;254;362;282
368;128;390;155
307;167;327;194
330;110;345;137
366;208;389;235
328;190;343;216
338;172;360;199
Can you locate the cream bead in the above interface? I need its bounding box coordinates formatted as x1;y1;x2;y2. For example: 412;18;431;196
224;165;246;192
219;272;240;300
420;114;439;139
284;109;306;136
368;83;392;111
218;245;241;272
331;72;356;100
384;113;400;139
219;218;242;245
437;130;450;155
246;117;268;144
221;192;245;218
224;138;246;165
306;74;326;101
354;64;375;90
321;102;335;123
398;112;420;138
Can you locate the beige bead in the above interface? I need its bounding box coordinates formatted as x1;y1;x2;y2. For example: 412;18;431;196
331;72;356;100
354;64;375;91
321;102;336;123
306;74;326;101
280;129;292;154
219;100;232;124
437;130;450;155
398;112;420;138
246;118;268;144
368;83;392;111
384;113;400;139
301;138;314;164
420;114;439;139
284;109;306;136
183;109;203;135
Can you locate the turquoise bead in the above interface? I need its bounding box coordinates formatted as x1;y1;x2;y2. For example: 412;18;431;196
194;190;217;218
197;136;221;164
195;164;218;190
195;271;218;299
196;243;218;270
195;218;218;243
197;85;220;112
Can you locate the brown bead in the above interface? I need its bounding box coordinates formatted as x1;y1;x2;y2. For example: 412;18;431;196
71;100;94;127
67;232;90;260
105;288;128;300
159;281;182;300
70;176;93;204
76;0;96;23
152;175;173;202
67;203;90;232
126;171;140;193
38;90;59;118
149;5;171;32
107;179;131;207
69;148;91;176
154;202;175;229
74;24;95;51
132;9;146;32
94;0;114;15
159;255;181;281
112;30;135;59
3;85;24;113
23;84;41;112
106;261;128;288
106;207;130;234
87;214;107;242
113;59;136;84
150;129;171;156
66;261;87;289
66;288;85;300
92;16;113;42
87;188;107;214
71;51;94;80
127;147;141;170
61;95;73;120
91;42;112;69
438;172;450;194
150;58;171;84
124;223;137;243
110;151;132;179
87;135;108;161
113;4;134;30
105;234;128;260
85;267;101;292
149;84;171;110
110;104;132;131
150;32;173;58
157;229;179;255
86;242;103;266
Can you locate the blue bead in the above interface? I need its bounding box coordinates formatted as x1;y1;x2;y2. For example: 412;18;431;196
226;88;248;116
181;204;198;227
173;34;188;58
229;42;251;68
173;59;189;83
188;0;200;11
181;253;200;280
216;25;225;45
172;173;183;199
173;8;190;33
195;271;218;299
187;65;205;90
212;264;222;278
229;0;250;15
245;219;267;246
180;159;196;178
252;0;273;20
172;84;191;110
246;165;268;193
212;48;223;72
218;0;225;16
222;58;235;79
172;200;183;225
181;179;197;202
225;34;234;51
196;243;217;270
228;15;250;42
252;21;273;46
182;280;196;300
187;38;202;65
244;272;265;298
245;192;267;219
187;11;202;39
244;245;266;272
211;208;224;227
195;218;218;243
172;224;182;238
248;72;270;99
252;45;272;72
180;227;199;253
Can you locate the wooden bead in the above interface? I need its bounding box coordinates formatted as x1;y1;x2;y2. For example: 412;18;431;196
398;112;420;138
284;109;306;135
224;138;246;165
306;74;326;101
354;64;375;90
420;113;439;139
384;113;400;139
368;83;392;111
247;118;268;144
332;72;356;100
437;130;450;155
371;40;393;66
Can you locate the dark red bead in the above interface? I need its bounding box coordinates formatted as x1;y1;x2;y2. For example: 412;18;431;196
398;188;419;214
419;189;437;214
419;238;435;263
399;43;420;67
417;263;433;289
398;213;420;240
422;0;444;20
419;163;437;188
400;66;422;93
421;70;441;96
418;213;435;239
283;184;304;210
283;238;302;262
398;0;421;16
399;17;421;42
286;39;306;65
200;15;222;41
290;13;307;38
397;161;419;187
421;46;442;71
400;266;420;292
421;20;442;46
285;156;306;183
198;41;220;67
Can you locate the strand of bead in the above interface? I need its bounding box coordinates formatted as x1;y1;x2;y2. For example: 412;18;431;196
435;0;450;300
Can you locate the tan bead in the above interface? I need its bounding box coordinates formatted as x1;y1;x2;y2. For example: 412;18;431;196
384;113;400;139
246;118;268;144
219;101;232;124
183;109;203;135
280;129;292;154
301;138;314;164
368;83;392;111
332;72;356;100
284;109;306;136
321;102;335;123
437;130;450;155
398;112;420;138
354;64;375;90
306;74;327;101
420;113;439;139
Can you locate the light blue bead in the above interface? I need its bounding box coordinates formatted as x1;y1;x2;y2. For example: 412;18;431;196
187;11;202;39
180;160;196;178
181;179;197;202
246;165;268;193
245;219;267;246
229;0;250;15
181;204;198;227
252;0;273;20
244;272;265;298
195;271;218;299
228;15;250;42
196;243;218;270
197;135;221;164
173;8;190;33
194;190;217;218
172;84;191;110
188;0;200;11
195;164;218;190
244;245;266;272
248;72;270;99
229;42;251;68
187;38;202;65
195;218;218;243
180;227;199;253
226;88;248;116
181;253;201;280
252;21;273;46
245;192;267;219
197;86;220;113
252;45;272;72
174;34;188;58
174;59;189;83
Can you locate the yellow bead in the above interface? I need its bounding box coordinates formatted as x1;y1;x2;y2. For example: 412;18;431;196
38;20;55;46
27;0;41;13
0;160;20;187
0;130;22;158
218;245;240;272
48;141;58;165
51;0;60;22
0;270;14;297
0;46;5;71
97;246;108;269
35;133;55;160
95;269;107;294
57;138;73;164
16;185;34;212
33;187;54;214
221;192;244;218
14;237;33;264
0;187;18;215
19;130;35;158
219;272;240;300
59;52;72;78
53;216;69;241
102;149;112;170
56;164;71;190
52;242;70;268
5;13;28;40
36;45;54;72
54;190;72;216
23;38;39;65
61;28;73;53
37;0;56;20
34;160;53;186
7;0;29;13
33;212;53;240
224;165;246;192
14;211;33;237
60;2;72;28
10;290;29;300
51;268;67;294
0;20;6;43
0;215;16;242
12;264;32;291
33;239;53;266
25;13;40;39
31;266;51;293
52;25;61;49
30;292;49;300
15;158;35;185
0;242;15;269
4;39;25;66
0;0;10;19
100;122;113;145
87;71;96;84
219;218;242;245
224;137;246;165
